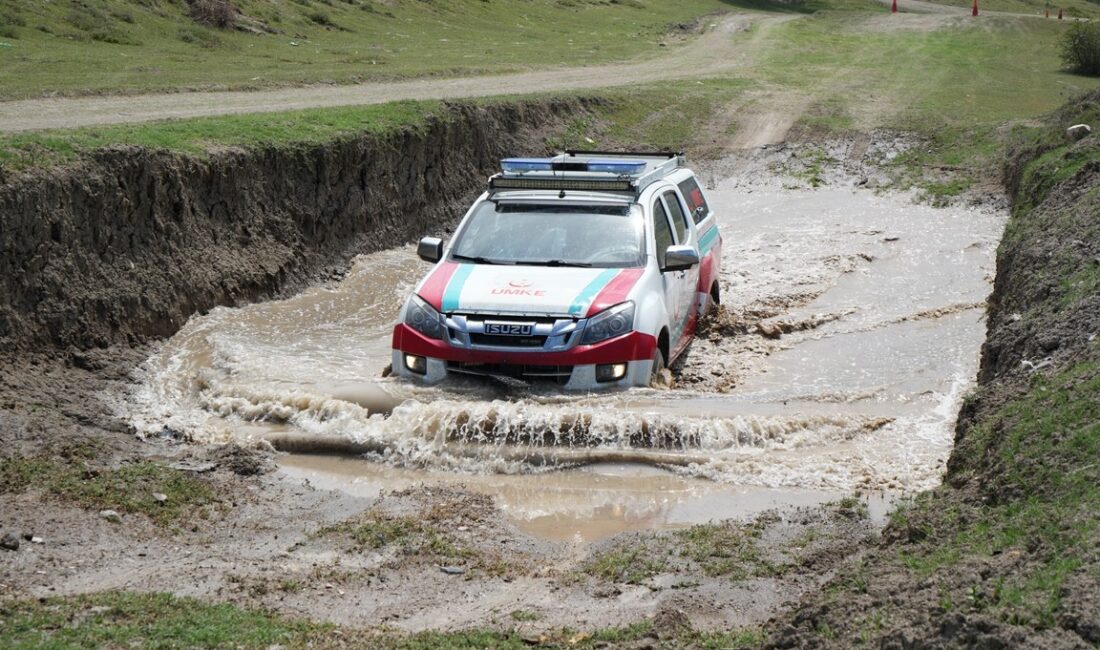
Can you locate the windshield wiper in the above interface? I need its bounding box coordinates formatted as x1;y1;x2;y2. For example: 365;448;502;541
452;254;511;265
515;259;594;268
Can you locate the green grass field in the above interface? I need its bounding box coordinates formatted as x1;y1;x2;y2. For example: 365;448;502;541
0;0;735;99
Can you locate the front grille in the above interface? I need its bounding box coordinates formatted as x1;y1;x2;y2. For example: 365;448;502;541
448;361;574;384
469;333;548;348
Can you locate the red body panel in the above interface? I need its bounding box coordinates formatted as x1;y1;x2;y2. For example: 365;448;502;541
393;324;658;365
586;269;645;317
417;261;459;311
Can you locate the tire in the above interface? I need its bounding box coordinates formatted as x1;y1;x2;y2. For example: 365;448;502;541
648;348;667;388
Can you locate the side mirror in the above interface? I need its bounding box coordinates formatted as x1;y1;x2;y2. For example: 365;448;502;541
663;245;700;272
417;236;444;263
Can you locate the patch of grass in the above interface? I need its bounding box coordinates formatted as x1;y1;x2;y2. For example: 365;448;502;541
834;495;870;520
508;609;539;622
0;0;739;99
546;76;753;152
676;521;783;579
0;592;332;649
0;456;220;526
582;541;668;584
317;512;473;563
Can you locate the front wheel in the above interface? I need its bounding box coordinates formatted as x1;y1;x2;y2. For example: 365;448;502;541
649;348;670;388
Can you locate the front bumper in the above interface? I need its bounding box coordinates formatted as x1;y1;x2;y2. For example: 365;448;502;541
391;323;657;389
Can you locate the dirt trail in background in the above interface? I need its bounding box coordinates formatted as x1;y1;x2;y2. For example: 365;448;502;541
0;14;790;133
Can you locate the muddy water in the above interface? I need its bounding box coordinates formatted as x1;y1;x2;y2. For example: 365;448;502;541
125;177;1004;541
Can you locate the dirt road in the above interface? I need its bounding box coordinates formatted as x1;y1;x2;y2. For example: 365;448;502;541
0;14;792;134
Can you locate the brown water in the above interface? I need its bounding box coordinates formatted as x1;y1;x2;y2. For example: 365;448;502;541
124;176;1004;541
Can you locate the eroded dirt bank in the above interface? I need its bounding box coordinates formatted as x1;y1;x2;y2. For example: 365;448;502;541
0;98;597;351
764;91;1100;648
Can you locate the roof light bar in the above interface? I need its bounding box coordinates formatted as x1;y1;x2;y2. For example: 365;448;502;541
490;177;634;192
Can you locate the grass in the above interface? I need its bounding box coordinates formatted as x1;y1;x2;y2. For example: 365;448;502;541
581;541;669;585
0;592;331;649
0;0;737;99
548;76;754;151
0;591;765;649
674;521;782;579
0;455;220;527
317;511;474;563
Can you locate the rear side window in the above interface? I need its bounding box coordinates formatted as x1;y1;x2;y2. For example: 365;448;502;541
678;177;711;224
662;191;688;243
652;199;674;269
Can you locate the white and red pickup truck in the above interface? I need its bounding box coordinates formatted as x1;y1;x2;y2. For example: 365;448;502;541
392;151;722;390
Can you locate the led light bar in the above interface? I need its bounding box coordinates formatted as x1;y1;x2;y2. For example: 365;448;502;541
489;177;634;192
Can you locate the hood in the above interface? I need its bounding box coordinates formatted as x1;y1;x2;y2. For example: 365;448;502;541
417;262;642;318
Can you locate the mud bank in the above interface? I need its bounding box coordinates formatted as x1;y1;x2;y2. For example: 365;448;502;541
766;91;1100;648
0;99;596;351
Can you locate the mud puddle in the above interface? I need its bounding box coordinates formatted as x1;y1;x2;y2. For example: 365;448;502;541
124;173;1004;540
280;454;893;542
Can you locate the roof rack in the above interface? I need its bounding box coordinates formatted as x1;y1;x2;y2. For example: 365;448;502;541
488;151;686;196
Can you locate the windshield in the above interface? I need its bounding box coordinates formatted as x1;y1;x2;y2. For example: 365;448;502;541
450;202;645;268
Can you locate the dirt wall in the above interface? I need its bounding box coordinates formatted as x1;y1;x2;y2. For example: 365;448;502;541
0;99;596;351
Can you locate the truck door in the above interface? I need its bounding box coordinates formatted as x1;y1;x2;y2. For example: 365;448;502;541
659;189;701;358
651;196;682;358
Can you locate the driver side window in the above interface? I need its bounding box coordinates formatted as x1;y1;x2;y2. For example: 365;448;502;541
652;199;674;270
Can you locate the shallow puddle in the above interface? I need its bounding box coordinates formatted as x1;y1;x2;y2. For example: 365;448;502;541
124;175;1004;540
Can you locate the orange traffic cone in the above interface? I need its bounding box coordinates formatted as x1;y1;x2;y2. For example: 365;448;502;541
1058;7;1063;18
972;0;979;16
1045;8;1049;17
892;0;898;12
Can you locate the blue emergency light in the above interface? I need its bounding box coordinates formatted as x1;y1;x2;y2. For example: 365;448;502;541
586;160;647;174
500;158;555;173
500;157;648;176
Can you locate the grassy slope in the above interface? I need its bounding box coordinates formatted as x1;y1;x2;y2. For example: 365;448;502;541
0;0;732;99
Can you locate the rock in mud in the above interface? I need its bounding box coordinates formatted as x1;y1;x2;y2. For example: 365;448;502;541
1;533;20;551
207;443;274;476
99;510;121;523
440;566;466;575
152;492;167;504
756;322;783;339
1067;124;1092;141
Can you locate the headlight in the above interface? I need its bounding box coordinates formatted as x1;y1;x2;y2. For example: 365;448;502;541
579;301;635;345
405;294;445;340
